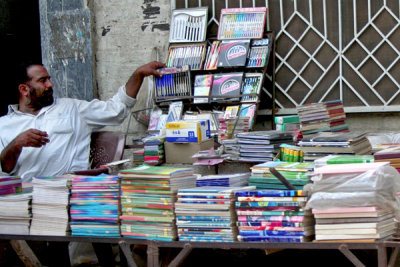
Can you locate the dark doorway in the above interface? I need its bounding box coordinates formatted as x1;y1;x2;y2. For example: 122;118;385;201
0;0;42;116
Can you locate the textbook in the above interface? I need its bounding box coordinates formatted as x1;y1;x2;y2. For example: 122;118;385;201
119;165;194;178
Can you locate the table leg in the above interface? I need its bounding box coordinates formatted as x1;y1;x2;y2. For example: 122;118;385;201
118;241;138;267
338;244;366;267
388;247;399;267
147;241;159;267
167;243;192;267
377;245;387;267
9;240;41;267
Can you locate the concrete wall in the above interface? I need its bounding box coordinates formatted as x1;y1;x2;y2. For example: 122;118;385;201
90;0;170;139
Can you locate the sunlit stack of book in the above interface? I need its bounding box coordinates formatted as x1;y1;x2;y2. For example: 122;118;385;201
374;145;400;172
70;175;120;237
118;165;196;241
30;176;71;235
0;189;31;235
307;162;398;241
175;186;254;242
236;131;294;162
249;161;314;190
298;131;372;162
132;149;145;165
235;190;314;242
296;100;348;136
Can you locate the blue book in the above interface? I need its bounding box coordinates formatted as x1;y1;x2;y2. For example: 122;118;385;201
239;230;306;236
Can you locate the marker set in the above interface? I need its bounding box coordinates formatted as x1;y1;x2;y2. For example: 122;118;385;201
203;41;221;70
211;72;244;102
241;73;263;102
218;40;250;67
247;38;269;67
218;7;267;40
166;43;206;70
169;7;208;43
154;66;191;100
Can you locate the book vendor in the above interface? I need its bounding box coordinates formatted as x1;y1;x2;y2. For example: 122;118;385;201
0;60;165;266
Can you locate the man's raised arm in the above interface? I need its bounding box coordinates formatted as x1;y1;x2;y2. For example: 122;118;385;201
125;61;165;98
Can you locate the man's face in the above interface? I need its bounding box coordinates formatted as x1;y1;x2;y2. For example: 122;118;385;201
25;65;54;109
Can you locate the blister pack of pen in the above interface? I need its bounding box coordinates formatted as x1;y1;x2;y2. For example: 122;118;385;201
166;43;206;70
154;66;192;100
217;7;267;40
169;7;208;43
247;38;270;68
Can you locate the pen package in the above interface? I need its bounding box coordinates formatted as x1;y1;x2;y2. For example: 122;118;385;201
241;73;263;102
203;40;221;70
154;66;192;100
166;43;206;70
217;39;250;67
211;72;244;102
247;38;270;68
217;7;267;40
170;7;208;43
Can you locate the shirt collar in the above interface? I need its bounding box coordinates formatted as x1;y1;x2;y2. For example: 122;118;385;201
7;98;58;116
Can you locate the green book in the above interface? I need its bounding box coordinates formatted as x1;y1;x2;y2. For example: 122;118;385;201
119;164;193;178
274;115;300;124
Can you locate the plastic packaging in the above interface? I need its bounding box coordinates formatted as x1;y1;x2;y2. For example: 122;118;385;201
305;165;400;219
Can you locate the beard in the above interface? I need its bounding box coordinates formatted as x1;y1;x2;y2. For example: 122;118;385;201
29;86;54;109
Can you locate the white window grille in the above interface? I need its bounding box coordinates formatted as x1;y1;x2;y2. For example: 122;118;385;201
172;0;400;114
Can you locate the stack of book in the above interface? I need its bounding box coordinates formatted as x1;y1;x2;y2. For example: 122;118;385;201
236;131;294;162
298;131;372;162
175;186;254;242
309;162;398;241
118;165;196;241
0;192;32;235
312;206;396;241
132;149;145;165
235;190;314;242
274;115;300;131
143;136;166;166
314;155;375;168
221;138;240;160
296;100;348;136
249;161;314;190
0;176;22;195
70;175;120;237
374;145;400;171
30;176;71;236
196;173;251;187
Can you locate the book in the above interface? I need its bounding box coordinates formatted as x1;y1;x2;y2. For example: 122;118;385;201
315;229;395;240
166;101;183;122
274;115;300;124
313;162;389;175
217;39;250;67
313;209;392;219
211;72;244;102
314;218;395;230
193;75;213;104
119;165;194;178
374;145;400;160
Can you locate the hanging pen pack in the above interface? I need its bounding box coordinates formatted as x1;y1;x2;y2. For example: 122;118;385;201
154;66;192;101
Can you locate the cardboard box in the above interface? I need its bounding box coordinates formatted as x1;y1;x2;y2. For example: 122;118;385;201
166;120;209;143
165;138;214;164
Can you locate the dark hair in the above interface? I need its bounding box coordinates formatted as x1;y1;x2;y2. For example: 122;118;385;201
14;61;43;86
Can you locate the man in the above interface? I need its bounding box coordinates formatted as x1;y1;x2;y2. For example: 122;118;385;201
0;61;164;180
0;61;165;267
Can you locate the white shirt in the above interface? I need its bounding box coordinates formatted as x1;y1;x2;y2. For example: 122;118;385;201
0;85;136;182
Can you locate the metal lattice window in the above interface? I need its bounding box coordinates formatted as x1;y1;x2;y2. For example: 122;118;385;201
172;0;400;114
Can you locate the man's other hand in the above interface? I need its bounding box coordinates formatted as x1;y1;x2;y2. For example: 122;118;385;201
15;129;50;148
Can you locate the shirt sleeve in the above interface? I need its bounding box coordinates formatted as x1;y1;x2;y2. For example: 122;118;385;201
76;85;137;128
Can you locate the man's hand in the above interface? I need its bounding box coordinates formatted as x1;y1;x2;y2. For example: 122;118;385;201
1;129;49;173
136;61;166;78
14;129;50;148
125;61;166;98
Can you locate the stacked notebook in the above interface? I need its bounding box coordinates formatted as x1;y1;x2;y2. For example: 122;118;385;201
118;165;196;241
235;190;314;242
0;176;23;195
308;162;397;241
274;115;300;131
236;131;294;162
298;131;372;162
0;192;32;235
175;186;254;242
374;145;400;171
313;206;396;241
314;155;375;168
70;175;120;237
143;136;165;166
196;173;251;187
249;161;314;190
133;149;145;165
30;176;71;236
296;100;348;136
